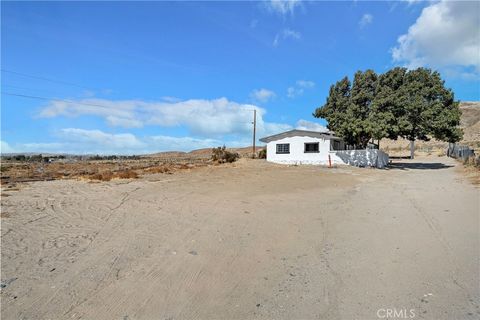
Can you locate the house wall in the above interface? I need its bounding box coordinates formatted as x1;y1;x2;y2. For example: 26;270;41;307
265;135;390;168
266;136;344;165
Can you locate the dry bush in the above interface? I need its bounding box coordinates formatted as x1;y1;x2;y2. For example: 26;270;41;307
258;149;267;159
211;146;239;163
175;163;191;170
87;169;138;181
88;172;114;181
146;166;171;174
115;170;139;179
463;155;480;169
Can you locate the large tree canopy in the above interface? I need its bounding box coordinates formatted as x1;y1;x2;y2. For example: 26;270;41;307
314;67;462;158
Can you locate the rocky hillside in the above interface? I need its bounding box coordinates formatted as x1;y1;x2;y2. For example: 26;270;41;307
459;101;480;143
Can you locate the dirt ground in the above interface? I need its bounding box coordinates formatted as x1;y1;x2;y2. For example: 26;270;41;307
1;156;479;320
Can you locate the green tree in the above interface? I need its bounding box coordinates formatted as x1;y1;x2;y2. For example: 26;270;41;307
314;70;379;148
395;68;462;159
369;67;407;142
313;77;356;145
314;67;462;159
349;69;378;148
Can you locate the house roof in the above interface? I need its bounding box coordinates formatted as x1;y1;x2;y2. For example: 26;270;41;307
259;129;342;143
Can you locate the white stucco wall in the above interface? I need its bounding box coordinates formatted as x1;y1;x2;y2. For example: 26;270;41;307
266;136;343;165
265;136;390;168
335;149;389;169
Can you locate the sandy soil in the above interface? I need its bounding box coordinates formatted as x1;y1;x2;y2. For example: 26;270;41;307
1;156;479;320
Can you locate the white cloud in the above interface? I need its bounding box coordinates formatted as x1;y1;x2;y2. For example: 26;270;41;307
287;86;302;98
287;79;315;98
295;120;329;132
392;0;480;73
40;97;264;137
58;128;145;149
3;129;222;155
250;88;276;103
161;96;182;103
1;140;16;153
283;28;301;40
359;13;373;28
5;129;147;155
273;34;280;47
2;121;293;155
296;80;315;88
265;0;302;16
404;0;422;6
148;135;222;152
37;97;291;147
273;28;302;47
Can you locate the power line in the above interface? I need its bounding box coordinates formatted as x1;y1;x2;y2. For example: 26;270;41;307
1;84;65;96
1;69;97;91
1;91;113;110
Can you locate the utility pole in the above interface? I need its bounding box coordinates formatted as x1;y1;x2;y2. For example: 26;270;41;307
252;109;256;158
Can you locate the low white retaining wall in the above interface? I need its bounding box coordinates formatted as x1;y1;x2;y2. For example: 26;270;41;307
334;149;389;169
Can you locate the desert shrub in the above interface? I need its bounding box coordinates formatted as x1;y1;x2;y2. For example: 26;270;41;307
89;172;113;181
87;169;138;181
27;154;43;162
115;170;139;179
258;148;267;159
146;166;171;174
14;155;26;161
463;155;480;168
211;146;239;163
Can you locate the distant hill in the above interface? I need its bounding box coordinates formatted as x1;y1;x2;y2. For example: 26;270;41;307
188;146;264;157
459;101;480;143
143;147;265;159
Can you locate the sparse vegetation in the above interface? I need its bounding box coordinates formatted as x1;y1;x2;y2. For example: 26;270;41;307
211;146;239;163
86;169;139;181
0;147;261;185
463;155;480;169
0;153;211;186
258;148;267;159
145;166;172;174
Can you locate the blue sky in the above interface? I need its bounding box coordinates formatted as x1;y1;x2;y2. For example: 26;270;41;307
1;0;479;154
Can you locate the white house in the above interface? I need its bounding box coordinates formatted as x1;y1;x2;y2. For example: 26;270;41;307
259;129;390;168
259;129;346;166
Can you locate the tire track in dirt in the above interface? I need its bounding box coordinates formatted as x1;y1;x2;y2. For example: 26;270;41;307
399;177;479;313
13;182;143;319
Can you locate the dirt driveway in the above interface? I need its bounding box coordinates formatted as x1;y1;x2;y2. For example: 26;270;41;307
1;156;478;319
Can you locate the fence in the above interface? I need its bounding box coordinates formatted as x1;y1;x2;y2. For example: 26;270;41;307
334;149;389;169
447;143;475;160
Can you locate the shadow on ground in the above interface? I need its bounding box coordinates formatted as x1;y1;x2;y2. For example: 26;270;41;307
388;162;454;170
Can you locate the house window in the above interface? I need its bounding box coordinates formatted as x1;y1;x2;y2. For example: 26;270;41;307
276;143;290;154
331;140;343;150
304;142;319;153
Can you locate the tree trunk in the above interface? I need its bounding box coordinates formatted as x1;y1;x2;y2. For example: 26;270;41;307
410;140;415;159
